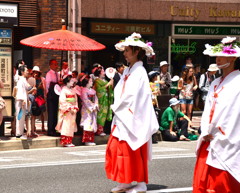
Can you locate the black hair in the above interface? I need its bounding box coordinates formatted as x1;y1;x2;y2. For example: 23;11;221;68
115;62;124;70
63;75;72;85
49;59;57;66
93;63;101;68
18;65;27;76
93;66;103;77
15;59;24;70
81;75;91;87
129;46;146;61
72;70;78;76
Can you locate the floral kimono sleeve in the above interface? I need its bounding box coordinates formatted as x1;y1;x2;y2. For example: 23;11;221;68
80;89;95;112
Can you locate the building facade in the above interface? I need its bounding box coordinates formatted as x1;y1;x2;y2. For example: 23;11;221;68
2;0;240;116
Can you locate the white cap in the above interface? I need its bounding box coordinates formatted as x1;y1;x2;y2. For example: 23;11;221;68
169;98;180;106
32;66;41;72
160;61;168;67
171;75;180;82
208;64;219;72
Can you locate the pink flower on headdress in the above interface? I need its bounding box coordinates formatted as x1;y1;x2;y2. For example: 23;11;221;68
146;42;153;47
222;44;237;54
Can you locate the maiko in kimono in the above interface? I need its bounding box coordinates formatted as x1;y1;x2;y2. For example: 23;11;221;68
56;74;79;147
80;75;98;146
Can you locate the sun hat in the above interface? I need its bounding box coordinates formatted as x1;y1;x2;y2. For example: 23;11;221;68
208;64;219;72
171;75;180;82
169;98;180;106
148;71;160;80
203;36;240;57
160;61;169;67
32;66;41;72
105;67;116;79
115;32;155;57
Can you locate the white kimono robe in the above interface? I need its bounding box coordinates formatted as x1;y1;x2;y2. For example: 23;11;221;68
111;61;159;157
196;70;240;183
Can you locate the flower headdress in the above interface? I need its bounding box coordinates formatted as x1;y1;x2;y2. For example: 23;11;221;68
115;32;155;57
203;36;240;57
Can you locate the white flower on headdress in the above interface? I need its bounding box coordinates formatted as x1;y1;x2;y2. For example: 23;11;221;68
221;37;236;44
130;32;141;39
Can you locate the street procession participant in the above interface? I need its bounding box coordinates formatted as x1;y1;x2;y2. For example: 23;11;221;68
193;36;240;192
55;73;79;147
80;75;98;146
93;66;114;136
105;32;159;193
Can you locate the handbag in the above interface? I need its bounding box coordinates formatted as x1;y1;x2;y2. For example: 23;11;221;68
0;96;6;110
35;96;45;107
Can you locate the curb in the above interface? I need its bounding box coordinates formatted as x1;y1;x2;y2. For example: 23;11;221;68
0;135;109;151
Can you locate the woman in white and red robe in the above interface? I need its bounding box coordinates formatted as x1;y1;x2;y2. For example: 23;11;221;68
105;33;159;193
193;37;240;192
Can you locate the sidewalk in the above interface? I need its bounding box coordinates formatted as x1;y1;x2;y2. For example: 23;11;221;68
0;111;202;151
0;120;109;151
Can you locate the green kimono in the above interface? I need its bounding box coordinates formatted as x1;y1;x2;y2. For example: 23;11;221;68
94;78;114;126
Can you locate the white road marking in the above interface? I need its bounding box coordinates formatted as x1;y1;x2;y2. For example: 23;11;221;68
0;154;195;170
0;157;33;162
147;187;193;192
66;147;189;156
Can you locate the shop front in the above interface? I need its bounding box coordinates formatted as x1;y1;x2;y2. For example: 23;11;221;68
170;24;240;76
79;0;240;74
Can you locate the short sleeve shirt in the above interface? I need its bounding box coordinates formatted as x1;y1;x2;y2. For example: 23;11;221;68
160;106;184;130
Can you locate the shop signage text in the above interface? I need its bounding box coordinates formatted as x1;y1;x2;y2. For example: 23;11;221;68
170;6;200;19
91;22;155;35
171;5;240;19
0;3;17;18
171;42;197;54
173;25;240;36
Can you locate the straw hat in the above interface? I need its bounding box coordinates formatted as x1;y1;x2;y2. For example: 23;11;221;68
203;36;240;57
115;32;155;57
208;64;219;72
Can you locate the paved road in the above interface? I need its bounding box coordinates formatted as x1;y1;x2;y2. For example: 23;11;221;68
0;141;197;193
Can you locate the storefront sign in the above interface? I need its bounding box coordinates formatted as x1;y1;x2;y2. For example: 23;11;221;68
91;22;155;35
0;3;18;26
0;47;12;96
0;29;12;45
171;42;197;54
173;24;240;36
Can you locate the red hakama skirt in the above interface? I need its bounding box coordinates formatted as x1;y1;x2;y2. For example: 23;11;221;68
60;135;73;145
105;133;148;184
82;130;95;143
193;141;240;193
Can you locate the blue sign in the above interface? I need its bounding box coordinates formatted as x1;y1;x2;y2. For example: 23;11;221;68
0;29;12;45
0;29;11;38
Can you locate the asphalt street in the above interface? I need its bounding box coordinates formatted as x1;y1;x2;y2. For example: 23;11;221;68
0;141;197;193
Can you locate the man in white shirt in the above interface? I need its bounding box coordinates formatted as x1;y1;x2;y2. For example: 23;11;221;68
199;64;219;103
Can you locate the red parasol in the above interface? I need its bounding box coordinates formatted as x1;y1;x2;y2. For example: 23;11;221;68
20;25;105;51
